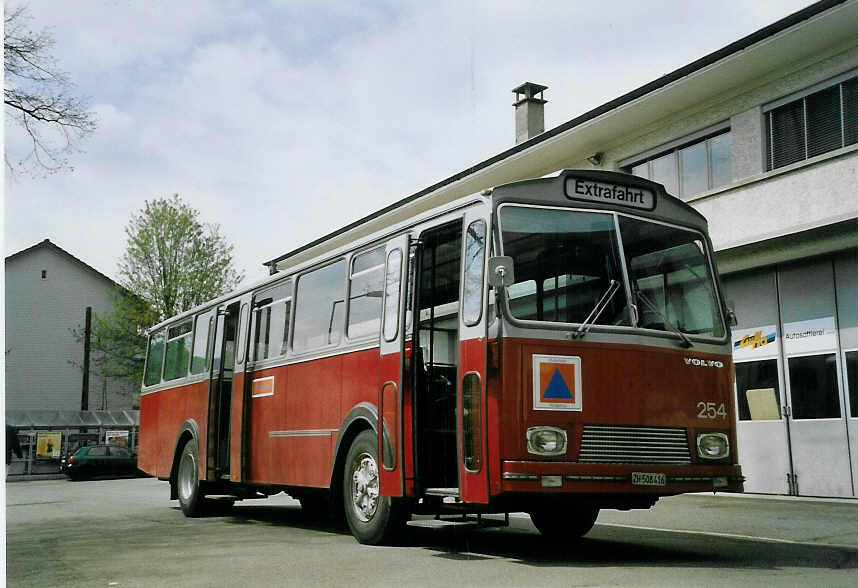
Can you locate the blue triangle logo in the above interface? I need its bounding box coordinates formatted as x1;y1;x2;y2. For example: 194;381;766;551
544;369;572;399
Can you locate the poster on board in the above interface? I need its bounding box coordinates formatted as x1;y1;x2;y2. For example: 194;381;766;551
35;431;63;458
105;430;130;446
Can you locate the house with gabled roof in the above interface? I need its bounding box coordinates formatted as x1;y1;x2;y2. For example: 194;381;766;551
5;239;138;412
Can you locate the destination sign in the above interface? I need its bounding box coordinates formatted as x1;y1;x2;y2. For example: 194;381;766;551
564;178;655;210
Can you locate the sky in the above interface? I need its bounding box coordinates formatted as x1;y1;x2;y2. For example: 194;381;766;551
3;0;816;285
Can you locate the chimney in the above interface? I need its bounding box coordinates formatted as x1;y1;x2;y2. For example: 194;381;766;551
512;82;547;144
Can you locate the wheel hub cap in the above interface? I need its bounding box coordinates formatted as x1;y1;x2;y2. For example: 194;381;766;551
178;452;196;501
351;453;379;522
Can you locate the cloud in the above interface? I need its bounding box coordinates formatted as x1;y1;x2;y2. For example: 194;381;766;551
5;0;814;284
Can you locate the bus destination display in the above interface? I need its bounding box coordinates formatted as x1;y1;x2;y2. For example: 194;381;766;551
565;177;655;210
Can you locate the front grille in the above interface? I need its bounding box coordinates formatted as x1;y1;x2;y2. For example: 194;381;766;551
578;425;691;465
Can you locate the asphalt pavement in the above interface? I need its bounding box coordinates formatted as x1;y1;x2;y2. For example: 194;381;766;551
5;478;858;587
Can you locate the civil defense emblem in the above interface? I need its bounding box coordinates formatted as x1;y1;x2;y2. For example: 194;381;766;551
532;354;582;411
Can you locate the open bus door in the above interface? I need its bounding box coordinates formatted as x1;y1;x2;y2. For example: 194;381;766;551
378;234;410;497
458;210;490;503
206;294;251;482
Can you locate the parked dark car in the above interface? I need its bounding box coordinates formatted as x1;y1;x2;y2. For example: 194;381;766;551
61;444;139;480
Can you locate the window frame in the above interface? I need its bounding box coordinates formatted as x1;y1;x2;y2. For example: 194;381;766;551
346;245;386;342
496;203;729;344
462;219;488;327
763;69;858;171
252;279;293;363
143;328;167;387
622;123;732;198
163;319;193;381
291;258;348;354
190;309;215;375
382;248;404;343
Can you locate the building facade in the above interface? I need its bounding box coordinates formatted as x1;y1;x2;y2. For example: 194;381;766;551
270;0;856;497
5;239;138;412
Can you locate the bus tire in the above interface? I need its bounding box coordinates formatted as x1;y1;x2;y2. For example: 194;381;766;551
177;438;210;517
529;505;599;540
342;430;407;545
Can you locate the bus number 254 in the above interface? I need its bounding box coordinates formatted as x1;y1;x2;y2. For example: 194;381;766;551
697;402;727;419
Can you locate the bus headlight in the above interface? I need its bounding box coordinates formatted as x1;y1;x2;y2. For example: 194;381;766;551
526;426;567;456
697;433;729;460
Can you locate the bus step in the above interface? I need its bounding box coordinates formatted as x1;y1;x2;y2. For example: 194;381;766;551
407;515;508;530
423;487;459;497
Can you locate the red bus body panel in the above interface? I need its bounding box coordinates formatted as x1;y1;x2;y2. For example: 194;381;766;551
138;380;209;481
458;336;489;503
244;349;378;487
491;337;741;496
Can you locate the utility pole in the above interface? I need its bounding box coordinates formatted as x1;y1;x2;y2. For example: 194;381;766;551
81;306;91;410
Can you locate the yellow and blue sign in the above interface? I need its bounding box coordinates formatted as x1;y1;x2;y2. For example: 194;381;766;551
532;354;582;411
733;330;776;352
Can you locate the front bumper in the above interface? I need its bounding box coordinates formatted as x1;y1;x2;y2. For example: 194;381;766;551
501;460;744;494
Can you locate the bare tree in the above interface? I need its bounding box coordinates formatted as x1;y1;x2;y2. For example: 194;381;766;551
4;4;97;176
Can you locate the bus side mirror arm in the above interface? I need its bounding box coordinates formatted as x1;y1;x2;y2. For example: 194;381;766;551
488;257;515;289
488;256;515;322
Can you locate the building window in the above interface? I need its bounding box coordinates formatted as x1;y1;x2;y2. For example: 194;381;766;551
766;73;858;170
627;130;732;198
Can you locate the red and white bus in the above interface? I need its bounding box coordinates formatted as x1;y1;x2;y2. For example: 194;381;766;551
139;169;743;544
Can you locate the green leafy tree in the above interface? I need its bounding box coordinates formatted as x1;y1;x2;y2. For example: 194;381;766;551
119;194;244;322
4;4;97;176
82;195;244;392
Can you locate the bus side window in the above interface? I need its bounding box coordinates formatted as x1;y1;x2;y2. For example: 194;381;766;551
254;280;292;361
280;297;292;355
144;330;166;386
292;260;346;353
383;248;403;342
236;304;249;364
463;219;487;326
164;321;193;381
347;247;385;340
190;310;214;374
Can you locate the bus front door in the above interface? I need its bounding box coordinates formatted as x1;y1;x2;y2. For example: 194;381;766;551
207;296;250;482
378;234;409;497
458;210;490;503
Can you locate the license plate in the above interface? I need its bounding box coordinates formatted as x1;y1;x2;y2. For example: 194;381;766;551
632;472;666;487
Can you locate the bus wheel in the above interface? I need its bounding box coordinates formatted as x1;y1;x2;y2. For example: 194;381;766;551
342;430;407;544
177;439;209;517
529;506;599;540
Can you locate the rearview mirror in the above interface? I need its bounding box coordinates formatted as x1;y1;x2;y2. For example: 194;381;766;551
488;256;515;288
726;300;738;328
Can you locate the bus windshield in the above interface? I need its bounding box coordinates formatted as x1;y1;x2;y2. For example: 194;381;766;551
499;205;725;339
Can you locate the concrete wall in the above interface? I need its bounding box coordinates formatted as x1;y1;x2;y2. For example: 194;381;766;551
693;147;858;253
5;246;137;411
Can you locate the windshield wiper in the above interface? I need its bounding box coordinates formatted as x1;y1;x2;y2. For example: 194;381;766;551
571;280;620;339
634;289;693;348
